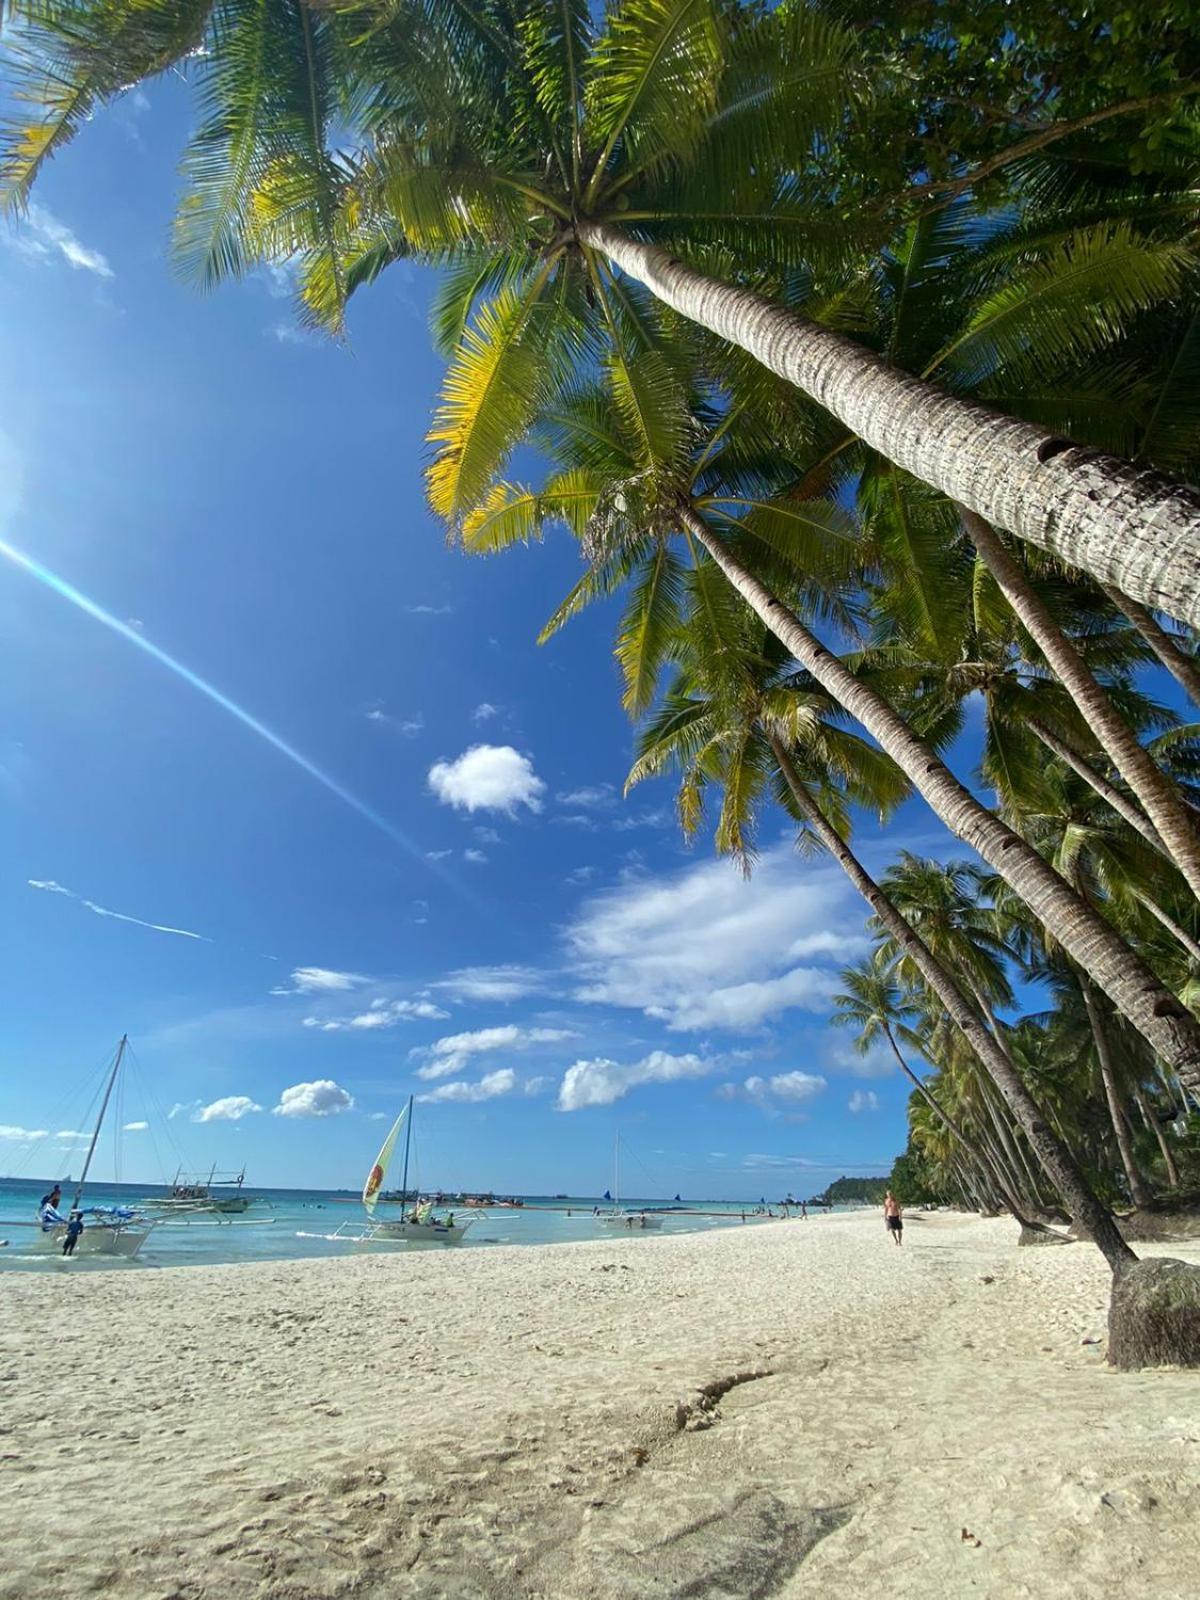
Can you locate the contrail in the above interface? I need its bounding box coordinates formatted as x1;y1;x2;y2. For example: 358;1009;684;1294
1;537;447;880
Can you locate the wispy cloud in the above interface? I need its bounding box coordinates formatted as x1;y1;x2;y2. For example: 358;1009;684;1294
417;1068;516;1104
556;784;616;809
433;965;546;1003
463;848;488;864
122;1120;149;1132
557;1050;714;1112
303;996;449;1032
194;1096;262;1123
273;1079;354;1117
364;705;424;737
413;1024;577;1081
0;1124;49;1141
9;204;114;278
717;1072;827;1114
271;966;367;996
428;745;545;816
848;1089;880;1113
28;877;207;941
472;702;499;723
406;603;453;616
566;848;864;1031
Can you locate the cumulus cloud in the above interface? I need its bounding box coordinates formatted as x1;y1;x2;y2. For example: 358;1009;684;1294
273;1080;354;1117
122;1120;149;1132
428;745;545;816
417;1068;516;1104
848;1089;880;1113
195;1096;262;1123
557;1050;713;1112
566;848;865;1031
0;1124;48;1141
271;966;367;996
463;848;488;864
433;965;546;1003
413;1024;577;1080
11;204;114;277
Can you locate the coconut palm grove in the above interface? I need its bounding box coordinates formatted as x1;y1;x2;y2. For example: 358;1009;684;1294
4;0;1200;1367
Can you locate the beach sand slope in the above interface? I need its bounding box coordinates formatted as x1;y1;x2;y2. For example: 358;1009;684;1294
2;1213;1197;1599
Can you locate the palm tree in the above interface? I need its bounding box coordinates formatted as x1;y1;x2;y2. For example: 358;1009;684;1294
8;0;1200;621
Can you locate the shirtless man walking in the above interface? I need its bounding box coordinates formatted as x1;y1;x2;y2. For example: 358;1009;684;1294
883;1191;903;1246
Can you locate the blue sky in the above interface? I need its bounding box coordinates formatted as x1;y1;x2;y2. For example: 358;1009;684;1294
1;80;968;1199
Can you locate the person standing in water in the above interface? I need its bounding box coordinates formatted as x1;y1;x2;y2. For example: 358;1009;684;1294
883;1191;903;1246
62;1210;84;1256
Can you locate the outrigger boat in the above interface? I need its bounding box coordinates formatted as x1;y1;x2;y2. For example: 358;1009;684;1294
31;1036;156;1259
142;1165;251;1216
301;1096;472;1247
597;1133;664;1231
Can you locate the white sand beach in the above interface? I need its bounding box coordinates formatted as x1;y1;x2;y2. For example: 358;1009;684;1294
3;1211;1199;1600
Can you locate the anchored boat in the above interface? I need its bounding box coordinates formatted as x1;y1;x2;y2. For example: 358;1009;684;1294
31;1036;155;1258
597;1133;664;1231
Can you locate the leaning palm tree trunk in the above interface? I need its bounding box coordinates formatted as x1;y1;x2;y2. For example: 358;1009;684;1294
1077;971;1154;1209
1132;1081;1181;1189
582;222;1200;629
1028;720;1168;851
961;510;1200;899
681;503;1200;1105
768;734;1132;1269
1100;583;1200;708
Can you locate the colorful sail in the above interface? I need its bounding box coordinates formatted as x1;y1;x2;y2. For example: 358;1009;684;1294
363;1104;407;1214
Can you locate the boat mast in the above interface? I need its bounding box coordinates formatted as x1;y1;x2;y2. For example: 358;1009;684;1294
73;1034;127;1210
614;1129;620;1212
399;1094;414;1221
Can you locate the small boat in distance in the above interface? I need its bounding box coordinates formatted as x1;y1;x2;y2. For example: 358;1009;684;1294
142;1165;251;1216
305;1096;473;1247
31;1036;155;1258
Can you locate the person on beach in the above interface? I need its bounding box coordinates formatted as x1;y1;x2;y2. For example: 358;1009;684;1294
801;1201;807;1220
883;1192;903;1246
62;1210;84;1256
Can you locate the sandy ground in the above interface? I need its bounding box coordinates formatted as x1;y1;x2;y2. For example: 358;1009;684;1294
2;1211;1198;1600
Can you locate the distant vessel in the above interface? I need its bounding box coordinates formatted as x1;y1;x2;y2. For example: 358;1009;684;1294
31;1036;155;1258
142;1166;251;1216
306;1097;472;1246
597;1134;663;1231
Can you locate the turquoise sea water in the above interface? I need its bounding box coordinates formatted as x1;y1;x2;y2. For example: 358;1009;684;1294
0;1177;813;1272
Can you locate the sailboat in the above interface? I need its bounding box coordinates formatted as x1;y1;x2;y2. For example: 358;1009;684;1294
321;1096;473;1246
32;1036;155;1259
597;1133;664;1231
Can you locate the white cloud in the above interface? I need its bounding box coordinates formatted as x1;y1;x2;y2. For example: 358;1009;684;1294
743;1071;827;1110
557;1050;713;1112
12;204;114;277
473;702;499;723
566;866;596;885
273;1080;354;1118
168;1100;202;1120
306;996;449;1033
407;603;453;615
425;849;453;861
428;745;545;816
195;1096;262;1123
566;847;865;1032
272;966;367;996
433;965;545;1003
463;848;488;864
122;1120;149;1132
417;1068;516;1104
848;1089;880;1114
364;706;423;736
0;1124;48;1141
523;1075;553;1096
473;827;500;844
825;1039;897;1081
414;1025;577;1080
556;783;616;809
367;1111;389;1121
27;877;206;940
54;1129;90;1140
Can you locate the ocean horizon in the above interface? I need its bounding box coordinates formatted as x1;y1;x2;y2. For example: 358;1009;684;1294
0;1176;844;1272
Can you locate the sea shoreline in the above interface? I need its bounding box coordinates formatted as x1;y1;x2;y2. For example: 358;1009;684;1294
3;1211;1198;1598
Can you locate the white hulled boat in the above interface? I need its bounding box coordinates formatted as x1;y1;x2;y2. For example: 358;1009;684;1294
597;1133;664;1231
31;1036;156;1259
307;1096;472;1246
141;1165;251;1216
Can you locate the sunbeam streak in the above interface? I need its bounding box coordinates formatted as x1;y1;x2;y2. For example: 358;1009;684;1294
1;538;450;883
